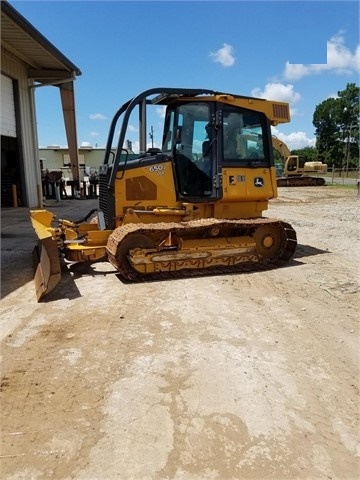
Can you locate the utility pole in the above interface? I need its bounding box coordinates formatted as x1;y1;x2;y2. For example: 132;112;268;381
149;126;154;148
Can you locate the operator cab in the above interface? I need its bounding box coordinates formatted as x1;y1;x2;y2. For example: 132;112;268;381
162;100;273;201
285;155;306;175
99;88;279;228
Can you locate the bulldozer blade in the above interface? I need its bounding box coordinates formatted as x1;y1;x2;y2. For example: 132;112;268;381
33;237;61;301
30;209;61;301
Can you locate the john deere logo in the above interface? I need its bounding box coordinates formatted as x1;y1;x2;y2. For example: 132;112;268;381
254;177;264;187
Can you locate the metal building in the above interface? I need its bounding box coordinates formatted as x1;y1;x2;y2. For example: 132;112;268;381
1;1;81;208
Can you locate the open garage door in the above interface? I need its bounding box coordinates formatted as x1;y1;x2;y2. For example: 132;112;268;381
1;74;24;207
1;74;16;137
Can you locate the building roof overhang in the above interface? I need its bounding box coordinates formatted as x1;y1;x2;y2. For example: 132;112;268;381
1;1;82;85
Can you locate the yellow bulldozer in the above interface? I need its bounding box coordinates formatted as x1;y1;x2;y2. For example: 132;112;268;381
272;136;328;186
30;87;297;301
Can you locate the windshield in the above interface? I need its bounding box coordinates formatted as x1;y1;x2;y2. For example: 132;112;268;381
222;108;269;166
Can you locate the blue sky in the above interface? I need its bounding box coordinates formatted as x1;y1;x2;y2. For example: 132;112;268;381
11;0;360;151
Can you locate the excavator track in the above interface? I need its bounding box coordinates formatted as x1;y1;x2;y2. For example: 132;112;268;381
277;176;325;187
106;218;297;282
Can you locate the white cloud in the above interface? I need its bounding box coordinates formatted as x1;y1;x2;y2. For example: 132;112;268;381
209;43;235;67
89;113;107;120
252;83;301;104
272;127;316;150
251;82;301;117
283;32;360;80
90;131;100;137
283;63;309;81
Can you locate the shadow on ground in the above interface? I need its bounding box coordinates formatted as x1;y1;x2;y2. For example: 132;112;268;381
293;244;329;260
7;242;329;303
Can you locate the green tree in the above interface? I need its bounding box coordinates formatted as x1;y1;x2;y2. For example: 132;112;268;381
292;146;318;161
313;83;359;169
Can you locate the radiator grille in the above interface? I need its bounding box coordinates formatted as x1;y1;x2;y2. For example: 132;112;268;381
98;170;110;227
272;103;290;120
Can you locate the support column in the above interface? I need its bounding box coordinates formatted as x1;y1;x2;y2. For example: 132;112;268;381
60;81;81;196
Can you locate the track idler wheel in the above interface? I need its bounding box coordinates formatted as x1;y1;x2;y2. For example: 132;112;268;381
115;234;154;279
253;224;283;261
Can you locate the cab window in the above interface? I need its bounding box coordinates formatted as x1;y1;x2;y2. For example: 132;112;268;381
222;108;268;166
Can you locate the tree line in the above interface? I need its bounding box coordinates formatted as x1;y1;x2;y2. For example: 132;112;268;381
285;83;359;170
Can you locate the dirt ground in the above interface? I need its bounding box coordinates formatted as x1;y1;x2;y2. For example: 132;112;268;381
1;186;359;480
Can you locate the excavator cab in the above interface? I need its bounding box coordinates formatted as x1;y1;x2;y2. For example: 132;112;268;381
285;155;307;174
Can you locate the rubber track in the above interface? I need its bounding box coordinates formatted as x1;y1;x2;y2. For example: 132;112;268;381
277;176;325;187
106;218;297;282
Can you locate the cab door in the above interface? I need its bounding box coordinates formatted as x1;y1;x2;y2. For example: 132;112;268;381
162;101;221;202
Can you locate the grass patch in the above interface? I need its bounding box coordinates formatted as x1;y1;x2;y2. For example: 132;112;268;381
324;182;358;190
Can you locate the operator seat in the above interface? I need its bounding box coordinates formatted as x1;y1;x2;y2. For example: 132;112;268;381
202;140;210;157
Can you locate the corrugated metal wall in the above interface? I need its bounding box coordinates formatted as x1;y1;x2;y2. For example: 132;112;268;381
1;49;42;207
1;73;17;137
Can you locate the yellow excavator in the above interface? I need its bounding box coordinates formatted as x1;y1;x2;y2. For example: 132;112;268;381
30;87;297;301
272;136;327;186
